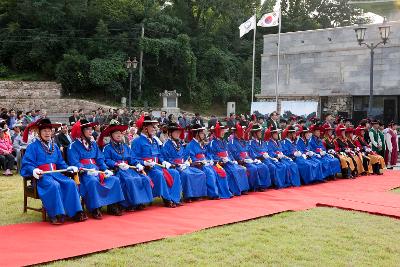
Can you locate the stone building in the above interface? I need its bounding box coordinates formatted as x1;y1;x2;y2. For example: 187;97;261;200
257;20;400;123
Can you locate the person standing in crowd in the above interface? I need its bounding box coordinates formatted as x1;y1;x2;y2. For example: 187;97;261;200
378;121;386;158
384;121;398;169
191;113;205;127
22;111;34;127
131;115;182;208
55;123;73;160
7;109;17;128
68;119;125;219
69;110;80;126
178;112;190;129
226;113;236;129
168;113;177;124
267;111;280;129
20;118;85;224
369;120;383;156
360;119;371;144
87;110;97;123
158;111;169;125
208;115;218;129
279;118;287;129
12;122;26;171
100;122;153;211
324;113;335;128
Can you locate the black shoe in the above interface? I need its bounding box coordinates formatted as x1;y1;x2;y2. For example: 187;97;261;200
49;216;63;225
241;191;249;195
135;204;146;211
163;199;176;208
125;206;136;212
107;204;123;216
92;208;103;219
73;211;88;222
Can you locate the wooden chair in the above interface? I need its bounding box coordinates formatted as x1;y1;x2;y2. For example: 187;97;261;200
21;148;47;221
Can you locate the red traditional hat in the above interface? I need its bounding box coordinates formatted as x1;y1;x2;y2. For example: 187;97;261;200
335;124;346;136
97;122;128;148
282;125;296;139
355;125;366;137
345;127;354;134
309;123;323;132
234;122;244;139
136;115;158;129
22;118;61;143
264;126;271;141
71;119;98;140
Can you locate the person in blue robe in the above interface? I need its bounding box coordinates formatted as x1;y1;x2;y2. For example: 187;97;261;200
185;123;232;199
248;124;288;189
308;123;341;178
281;126;320;184
162;122;207;201
20;118;86;225
228;123;271;191
131;115;182;208
207;124;249;196
295;126;325;182
68;119;125;219
266;126;301;187
99;123;153;211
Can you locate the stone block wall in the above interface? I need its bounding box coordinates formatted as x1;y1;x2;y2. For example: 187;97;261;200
0;81;61;99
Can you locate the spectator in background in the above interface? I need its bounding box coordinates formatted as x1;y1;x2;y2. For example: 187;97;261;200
168;113;176;124
7;109;17;128
324;113;335;128
96;108;106;125
0;121;11;143
384;121;398;169
0;128;14;175
87;110;97;123
279;118;287;130
208;115;218;128
178;112;191;129
267;111;280;129
78;108;86;119
158;111;169;124
12;122;26;171
127;123;139;142
55;123;73;153
239;114;248;127
191;112;205;127
227;113;236;128
33;109;42;121
22;111;34;127
69;110;80;126
92;124;101;141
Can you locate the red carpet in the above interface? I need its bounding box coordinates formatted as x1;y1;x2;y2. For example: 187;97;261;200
1;171;400;266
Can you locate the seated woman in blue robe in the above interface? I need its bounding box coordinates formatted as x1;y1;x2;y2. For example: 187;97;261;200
162;122;207;202
228;123;271;191
68;119;125;219
248;124;288;189
21;118;86;225
131;115;182;208
308;123;341;178
281;126;321;184
295;126;325;182
185;123;232;199
207;124;249;196
266;126;301;187
99;122;153;211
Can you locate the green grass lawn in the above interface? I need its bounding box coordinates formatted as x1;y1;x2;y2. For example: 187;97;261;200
2;175;400;266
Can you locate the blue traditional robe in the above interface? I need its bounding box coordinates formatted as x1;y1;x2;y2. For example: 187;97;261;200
21;139;83;219
67;139;124;212
248;138;288;189
308;135;341;177
185;139;232;199
131;134;181;203
281;138;320;184
103;141;153;207
296;137;325;182
267;139;301;187
228;137;271;190
207;138;249;195
162;139;206;199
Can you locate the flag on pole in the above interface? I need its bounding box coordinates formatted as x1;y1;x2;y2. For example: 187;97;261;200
257;12;279;27
239;15;256;38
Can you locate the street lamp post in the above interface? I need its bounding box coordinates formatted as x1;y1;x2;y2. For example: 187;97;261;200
354;18;391;118
126;57;138;112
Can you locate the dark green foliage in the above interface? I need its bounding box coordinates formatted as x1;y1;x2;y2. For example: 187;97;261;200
0;0;366;112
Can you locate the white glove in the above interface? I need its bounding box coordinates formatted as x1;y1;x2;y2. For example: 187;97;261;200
272;158;279;162
254;159;262;164
277;153;284;159
67;166;78;173
184;160;191;167
302;154;307;160
320;150;326;156
262;153;270;159
104;169;113;178
244;158;253;164
233;160;238;164
144;160;156;167
118;163;130;171
328;149;335;154
316;154;321;158
366;147;372;153
180;164;187;170
328;154;334;158
345;148;351;153
87;169;97;176
32;168;43;179
136;163;144;172
306;151;314;157
222;157;229;163
208;160;214;166
294;151;302;157
162;161;171;169
356;147;360;152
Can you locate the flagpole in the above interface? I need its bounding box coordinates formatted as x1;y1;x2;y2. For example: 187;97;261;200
251;11;256;104
275;6;282;112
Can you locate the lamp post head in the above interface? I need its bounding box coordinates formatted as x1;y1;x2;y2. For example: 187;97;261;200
378;17;391;45
354;26;367;45
131;57;138;69
126;57;132;69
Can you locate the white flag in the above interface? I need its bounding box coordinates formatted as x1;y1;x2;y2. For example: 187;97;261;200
257;12;279;27
239;15;256;38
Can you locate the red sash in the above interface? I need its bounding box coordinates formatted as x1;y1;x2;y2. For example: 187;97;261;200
38;163;56;172
162;169;174;188
212;166;227;178
240;152;248;159
80;158;97;165
217;151;228;158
